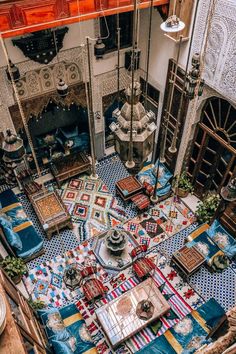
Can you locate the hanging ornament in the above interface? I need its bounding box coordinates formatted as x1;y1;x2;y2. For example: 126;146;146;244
6;60;20;82
94;38;106;59
56;78;68;97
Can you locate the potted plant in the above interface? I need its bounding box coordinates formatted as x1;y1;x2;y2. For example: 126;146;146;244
195;193;221;224
28;298;45;311
0;256;27;284
175;171;194;198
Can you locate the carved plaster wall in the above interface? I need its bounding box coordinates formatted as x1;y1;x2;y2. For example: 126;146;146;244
175;0;236;174
0;46;84;134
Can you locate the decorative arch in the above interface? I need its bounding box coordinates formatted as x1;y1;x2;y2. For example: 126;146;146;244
187;96;236;197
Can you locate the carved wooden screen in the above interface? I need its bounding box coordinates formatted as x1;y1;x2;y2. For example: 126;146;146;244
188;97;236;197
159;59;189;172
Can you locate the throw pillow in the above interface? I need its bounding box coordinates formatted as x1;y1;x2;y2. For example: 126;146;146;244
43;134;56;146
0;215;22;250
38;307;70;341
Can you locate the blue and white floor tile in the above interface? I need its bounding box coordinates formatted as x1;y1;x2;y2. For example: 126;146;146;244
190;266;236;312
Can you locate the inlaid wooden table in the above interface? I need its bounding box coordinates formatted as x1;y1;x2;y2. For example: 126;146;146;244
171;245;205;281
95;278;170;348
116;175;143;201
50;152;92;187
29;190;73;239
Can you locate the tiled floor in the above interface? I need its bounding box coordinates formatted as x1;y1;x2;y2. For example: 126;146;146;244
6;152;236;312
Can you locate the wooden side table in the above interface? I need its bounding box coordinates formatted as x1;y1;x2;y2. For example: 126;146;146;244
50;152;92;187
116;176;143;201
29;190;73;239
171;245;205;281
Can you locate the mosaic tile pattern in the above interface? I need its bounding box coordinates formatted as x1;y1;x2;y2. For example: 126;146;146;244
190;266;236;312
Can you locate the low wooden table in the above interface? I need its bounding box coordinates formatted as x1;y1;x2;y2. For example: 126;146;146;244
171;245;205;281
29;190;73;239
50;152;92;187
95;278;170;348
116;176;143;201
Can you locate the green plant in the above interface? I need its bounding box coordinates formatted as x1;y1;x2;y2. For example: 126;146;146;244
195;193;221;224
177;171;194;192
28;298;45;311
0;256;27;279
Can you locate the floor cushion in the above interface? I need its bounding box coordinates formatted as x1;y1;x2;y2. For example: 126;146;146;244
40;303;97;354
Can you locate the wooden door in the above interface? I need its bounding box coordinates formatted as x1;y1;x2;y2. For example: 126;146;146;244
188;97;236;195
187;97;236;234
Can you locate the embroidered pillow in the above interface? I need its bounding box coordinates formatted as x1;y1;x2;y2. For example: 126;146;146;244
0;215;22;250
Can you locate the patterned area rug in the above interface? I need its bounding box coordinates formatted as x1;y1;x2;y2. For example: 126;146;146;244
23;241;204;353
123;196;195;249
59;175;127;242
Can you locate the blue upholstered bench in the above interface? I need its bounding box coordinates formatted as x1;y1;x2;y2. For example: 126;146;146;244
38;303;97;354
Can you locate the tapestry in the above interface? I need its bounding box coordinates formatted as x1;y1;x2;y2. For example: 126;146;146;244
59;176;127;241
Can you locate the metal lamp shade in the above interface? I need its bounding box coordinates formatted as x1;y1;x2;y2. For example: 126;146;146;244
94;38;106;59
63;266;81;290
221;178;236;202
57;79;68;97
6;60;20;82
198;79;205;96
186;75;197;99
2;129;25;160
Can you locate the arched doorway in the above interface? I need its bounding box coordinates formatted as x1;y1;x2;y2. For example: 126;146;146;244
188;97;236;197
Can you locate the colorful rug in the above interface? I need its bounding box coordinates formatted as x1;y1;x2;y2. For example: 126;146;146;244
23;241;204;353
123;196;195;249
59;175;127;242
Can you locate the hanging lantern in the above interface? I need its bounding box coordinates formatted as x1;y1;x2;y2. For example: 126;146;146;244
94;38;106;59
198;78;205;96
186;74;197;99
6;60;20;82
63;266;81;290
56;78;68;97
191;52;200;67
221;178;236;202
160;15;185;33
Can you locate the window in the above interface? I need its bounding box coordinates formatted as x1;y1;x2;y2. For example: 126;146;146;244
100;12;133;52
140;77;160;105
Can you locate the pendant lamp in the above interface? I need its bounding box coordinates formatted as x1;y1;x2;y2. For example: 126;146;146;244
94;38;106;59
6;60;20;82
56;78;68;97
221;178;236;202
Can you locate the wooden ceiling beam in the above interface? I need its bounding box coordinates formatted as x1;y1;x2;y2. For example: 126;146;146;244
0;0;169;38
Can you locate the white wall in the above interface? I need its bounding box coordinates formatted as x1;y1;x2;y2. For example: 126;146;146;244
139;8;190;94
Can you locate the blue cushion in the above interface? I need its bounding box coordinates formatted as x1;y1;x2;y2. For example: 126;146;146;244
207;220;236;258
51;340;74;354
38;307;70;341
59;304;96;354
0;216;22;250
